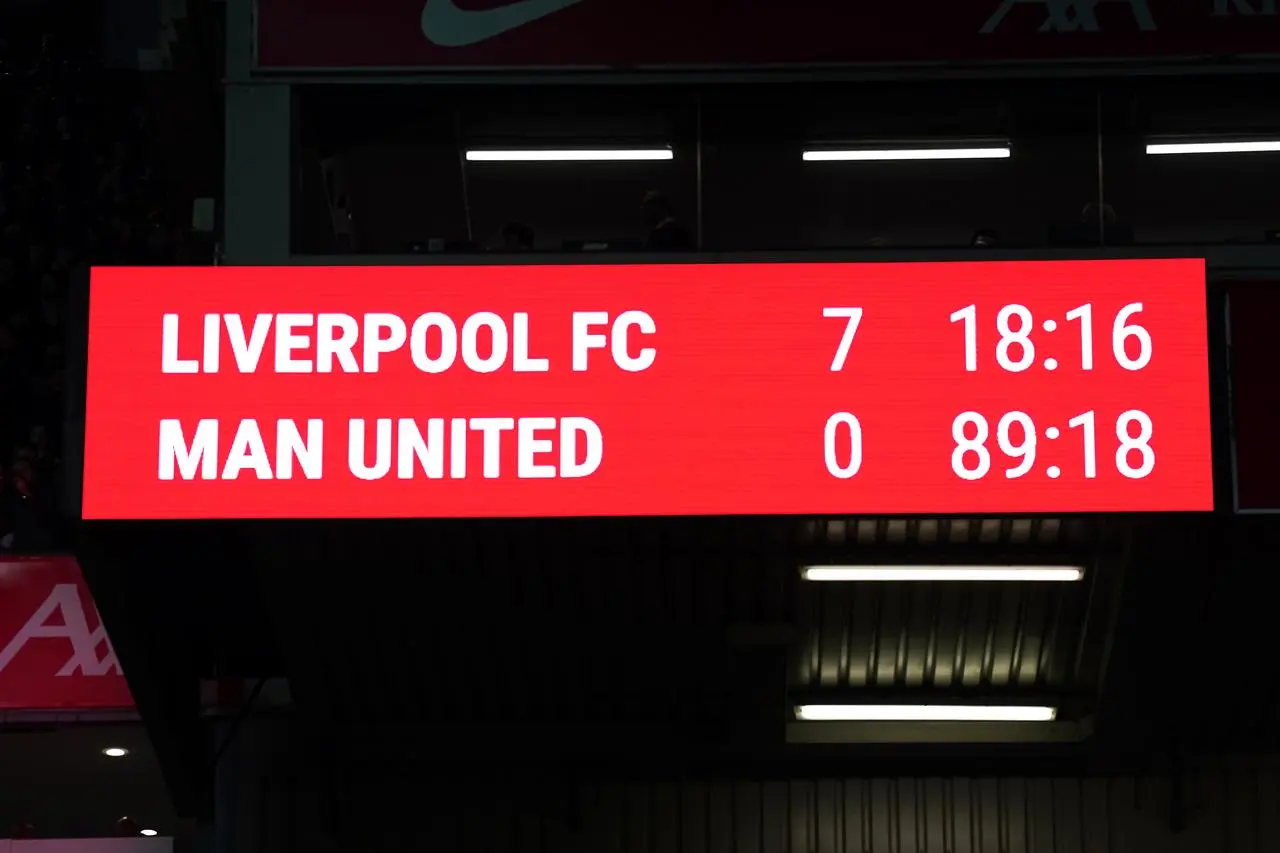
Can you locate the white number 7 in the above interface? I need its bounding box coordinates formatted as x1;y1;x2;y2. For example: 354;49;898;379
823;307;864;371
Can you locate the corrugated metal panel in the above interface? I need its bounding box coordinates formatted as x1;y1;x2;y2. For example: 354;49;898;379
254;515;1116;734
799;517;1098;549
795;581;1086;690
789;517;1118;717
230;748;1280;853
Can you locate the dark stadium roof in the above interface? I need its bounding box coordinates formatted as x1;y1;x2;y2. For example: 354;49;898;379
0;720;175;839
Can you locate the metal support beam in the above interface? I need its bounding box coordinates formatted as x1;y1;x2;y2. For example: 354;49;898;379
224;84;292;264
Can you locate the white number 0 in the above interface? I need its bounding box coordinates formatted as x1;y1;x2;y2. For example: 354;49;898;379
824;307;864;371
824;412;864;479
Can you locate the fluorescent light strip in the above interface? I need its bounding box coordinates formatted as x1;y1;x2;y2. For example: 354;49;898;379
803;147;1010;162
466;148;674;162
800;565;1084;582
795;704;1058;722
1147;140;1280;155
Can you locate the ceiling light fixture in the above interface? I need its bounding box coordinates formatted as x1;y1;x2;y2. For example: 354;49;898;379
803;145;1010;162
795;704;1058;722
102;747;129;758
1146;140;1280;156
799;565;1084;582
140;830;159;838
465;148;674;162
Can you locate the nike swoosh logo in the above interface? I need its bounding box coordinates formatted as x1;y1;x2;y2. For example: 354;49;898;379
421;0;587;47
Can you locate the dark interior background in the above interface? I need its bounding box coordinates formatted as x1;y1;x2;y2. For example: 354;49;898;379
292;76;1280;254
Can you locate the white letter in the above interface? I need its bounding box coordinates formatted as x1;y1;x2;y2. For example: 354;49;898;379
409;312;458;373
469;417;515;478
0;584;119;677
222;420;273;480
158;419;218;480
611;310;657;372
572;312;609;371
317;314;359;373
461;312;509;373
513;313;549;372
161;314;197;374
363;314;407;372
450;417;467;478
560;417;602;478
276;419;323;480
202;313;220;373
225;314;272;373
348;418;392;480
274;313;314;373
517;417;557;478
397;418;444;479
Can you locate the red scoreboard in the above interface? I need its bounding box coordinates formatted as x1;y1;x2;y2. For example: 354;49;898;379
81;259;1213;519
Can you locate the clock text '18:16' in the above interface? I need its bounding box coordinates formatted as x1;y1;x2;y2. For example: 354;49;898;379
949;303;1153;373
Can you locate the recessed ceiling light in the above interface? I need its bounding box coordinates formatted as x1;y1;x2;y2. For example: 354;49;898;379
1146;140;1280;155
465;148;674;162
799;564;1084;582
794;704;1058;722
803;145;1011;162
140;830;159;837
102;747;129;757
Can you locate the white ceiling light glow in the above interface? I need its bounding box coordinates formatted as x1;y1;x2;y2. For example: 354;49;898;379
803;145;1010;162
140;830;159;838
795;704;1058;722
799;565;1084;582
1146;140;1280;156
465;148;674;162
102;747;129;757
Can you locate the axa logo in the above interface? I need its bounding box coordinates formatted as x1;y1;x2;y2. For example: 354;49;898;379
0;584;121;677
981;0;1156;33
982;0;1275;34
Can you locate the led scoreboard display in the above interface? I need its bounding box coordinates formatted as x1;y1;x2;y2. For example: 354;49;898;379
81;260;1213;519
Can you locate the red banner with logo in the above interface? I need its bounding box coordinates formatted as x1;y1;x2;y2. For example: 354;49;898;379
256;0;1280;69
1229;283;1280;513
0;557;134;710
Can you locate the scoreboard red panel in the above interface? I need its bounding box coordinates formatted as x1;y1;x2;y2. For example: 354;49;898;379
82;260;1213;519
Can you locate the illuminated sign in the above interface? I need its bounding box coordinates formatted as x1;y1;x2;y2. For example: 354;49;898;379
82;260;1213;519
0;557;132;710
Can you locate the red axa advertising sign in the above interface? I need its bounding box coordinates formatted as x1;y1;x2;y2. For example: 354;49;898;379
256;0;1280;69
1228;283;1280;513
82;261;1213;519
0;557;134;710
